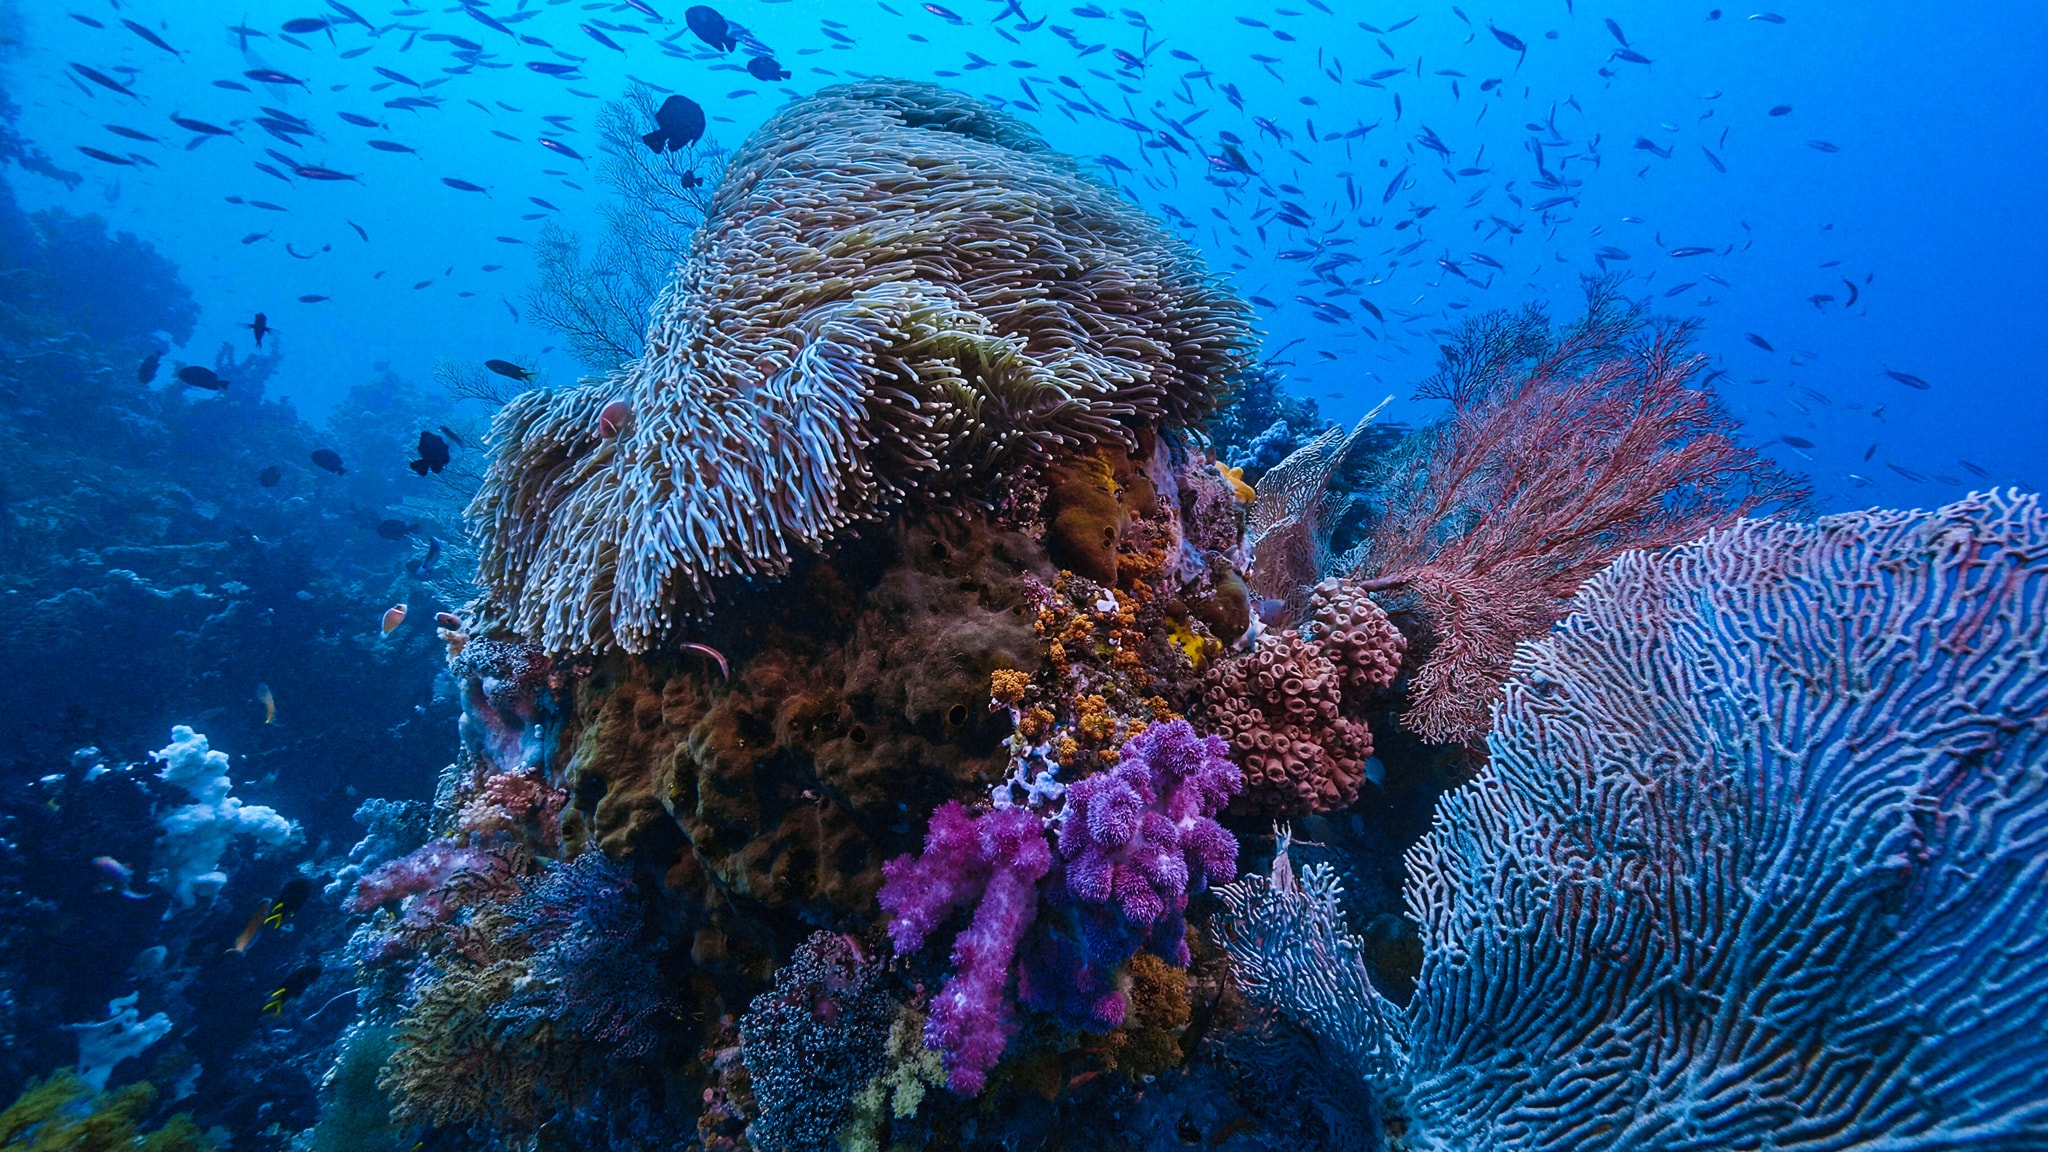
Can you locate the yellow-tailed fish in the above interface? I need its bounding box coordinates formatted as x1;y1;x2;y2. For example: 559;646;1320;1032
263;962;322;1015
263;877;314;930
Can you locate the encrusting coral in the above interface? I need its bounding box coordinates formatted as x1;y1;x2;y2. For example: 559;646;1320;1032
1218;490;2048;1150
0;1069;213;1152
1199;578;1405;815
472;78;1254;653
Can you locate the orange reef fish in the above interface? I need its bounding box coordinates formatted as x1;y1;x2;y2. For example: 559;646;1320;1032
382;603;408;634
228;899;270;954
257;682;276;724
92;855;150;900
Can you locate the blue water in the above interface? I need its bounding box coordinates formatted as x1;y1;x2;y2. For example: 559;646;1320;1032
9;0;2042;510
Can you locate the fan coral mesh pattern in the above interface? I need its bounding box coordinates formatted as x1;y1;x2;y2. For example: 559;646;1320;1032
1213;846;1409;1086
1225;490;2048;1151
1242;402;1388;615
473;79;1254;653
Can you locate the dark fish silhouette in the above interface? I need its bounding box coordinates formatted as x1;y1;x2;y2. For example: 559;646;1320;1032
311;449;346;474
258;465;283;487
409;430;451;476
121;18;181;56
641;95;704;153
72;64;140;99
77;145;133;165
176;365;228;390
245;68;309;88
376;519;413;540
263;962;322;1015
746;55;789;82
685;5;735;51
139;350;162;383
485;359;534;381
410;536;443;578
171;114;233;136
264;877;315;928
247;312;272;347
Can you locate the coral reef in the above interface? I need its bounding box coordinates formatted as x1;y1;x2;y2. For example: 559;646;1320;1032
1219;490;2048;1149
0;1068;213;1152
472;79;1253;653
1241;402;1391;618
151;727;299;909
1344;279;1807;745
738;932;898;1151
373;851;683;1135
880;802;1051;1096
65;994;173;1093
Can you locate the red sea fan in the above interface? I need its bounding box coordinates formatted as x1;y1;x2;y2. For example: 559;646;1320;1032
1353;279;1807;746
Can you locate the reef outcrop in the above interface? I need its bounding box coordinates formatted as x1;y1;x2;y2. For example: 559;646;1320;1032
472;79;1254;654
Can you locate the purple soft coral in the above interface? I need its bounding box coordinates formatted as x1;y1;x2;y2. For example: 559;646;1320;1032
1057;719;1241;964
880;721;1241;1093
344;839;489;914
879;802;1051;1095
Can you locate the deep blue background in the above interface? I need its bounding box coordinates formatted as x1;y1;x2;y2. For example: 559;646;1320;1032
8;0;2043;511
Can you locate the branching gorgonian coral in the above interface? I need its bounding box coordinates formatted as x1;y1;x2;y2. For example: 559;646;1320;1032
473;79;1254;653
1345;278;1805;745
1219;490;2048;1150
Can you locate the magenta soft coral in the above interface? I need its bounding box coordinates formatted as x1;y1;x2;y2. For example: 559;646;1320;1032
878;720;1239;1094
1057;719;1239;964
344;839;489;914
878;803;1051;1095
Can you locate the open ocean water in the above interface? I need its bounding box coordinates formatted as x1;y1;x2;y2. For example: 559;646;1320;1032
0;1;2042;1150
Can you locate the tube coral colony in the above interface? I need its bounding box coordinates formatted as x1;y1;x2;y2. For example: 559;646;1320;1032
1;37;2042;1152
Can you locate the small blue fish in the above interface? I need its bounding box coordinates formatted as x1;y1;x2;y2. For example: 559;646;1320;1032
246;68;309;88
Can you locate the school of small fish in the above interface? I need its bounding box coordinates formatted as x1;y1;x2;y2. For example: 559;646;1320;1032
40;0;2003;509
